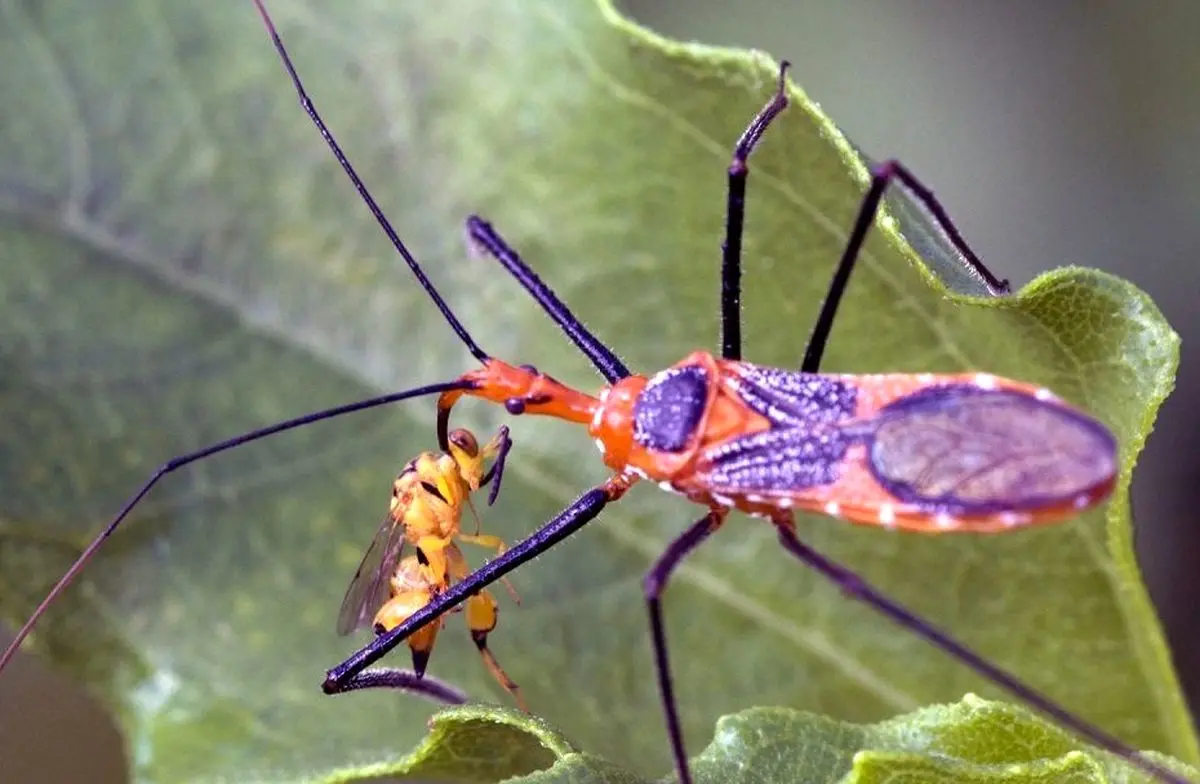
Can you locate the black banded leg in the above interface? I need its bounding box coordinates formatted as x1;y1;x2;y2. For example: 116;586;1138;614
800;159;1011;373
721;63;791;361
325;476;634;691
644;511;724;784
773;524;1187;784
465;217;629;383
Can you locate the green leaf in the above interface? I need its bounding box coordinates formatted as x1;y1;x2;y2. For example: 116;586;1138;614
348;697;1200;783
0;0;1191;782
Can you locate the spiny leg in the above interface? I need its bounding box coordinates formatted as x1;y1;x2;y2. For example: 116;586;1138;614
0;379;472;673
773;523;1190;784
721;62;791;361
644;511;725;784
800;159;1011;373
325;477;634;692
465;216;629;383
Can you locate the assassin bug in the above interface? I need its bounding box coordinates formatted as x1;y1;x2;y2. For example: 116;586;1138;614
0;1;1186;782
336;426;527;710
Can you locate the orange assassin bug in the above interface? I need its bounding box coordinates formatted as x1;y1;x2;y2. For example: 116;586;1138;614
336;426;527;710
0;1;1186;783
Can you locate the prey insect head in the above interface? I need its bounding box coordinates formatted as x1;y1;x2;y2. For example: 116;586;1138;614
446;425;512;501
446;428;484;489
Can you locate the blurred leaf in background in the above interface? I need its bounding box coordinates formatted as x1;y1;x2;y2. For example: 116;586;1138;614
0;0;1191;781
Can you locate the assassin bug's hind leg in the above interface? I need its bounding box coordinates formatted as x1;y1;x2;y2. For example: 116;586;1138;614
800;159;1011;374
721;62;791;361
771;522;1191;784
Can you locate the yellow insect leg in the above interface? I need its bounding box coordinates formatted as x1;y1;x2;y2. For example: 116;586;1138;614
457;533;520;604
465;590;527;712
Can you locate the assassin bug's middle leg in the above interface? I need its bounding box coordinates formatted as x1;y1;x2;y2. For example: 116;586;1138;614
2;3;1185;784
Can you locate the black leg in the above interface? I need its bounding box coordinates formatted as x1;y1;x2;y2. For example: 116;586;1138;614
722;63;791;361
0;378;474;673
800;159;1011;373
773;524;1189;784
331;667;468;705
325;478;630;692
465;217;629;383
644;512;723;784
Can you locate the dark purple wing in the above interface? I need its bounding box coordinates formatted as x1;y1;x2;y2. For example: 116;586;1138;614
336;513;407;636
866;387;1117;513
697;386;1116;519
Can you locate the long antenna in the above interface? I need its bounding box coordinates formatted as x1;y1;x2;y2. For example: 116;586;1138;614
250;0;489;364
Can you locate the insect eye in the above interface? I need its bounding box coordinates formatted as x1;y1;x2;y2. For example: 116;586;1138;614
448;428;480;456
419;481;447;502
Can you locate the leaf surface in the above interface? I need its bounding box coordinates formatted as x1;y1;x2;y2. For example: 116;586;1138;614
0;0;1190;781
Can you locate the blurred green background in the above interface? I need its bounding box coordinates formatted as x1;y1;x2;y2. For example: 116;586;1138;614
2;1;1197;781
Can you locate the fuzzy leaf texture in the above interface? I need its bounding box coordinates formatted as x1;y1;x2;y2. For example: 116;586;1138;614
366;697;1199;783
0;0;1191;782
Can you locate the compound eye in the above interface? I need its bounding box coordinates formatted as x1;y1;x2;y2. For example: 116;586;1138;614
448;428;480;457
